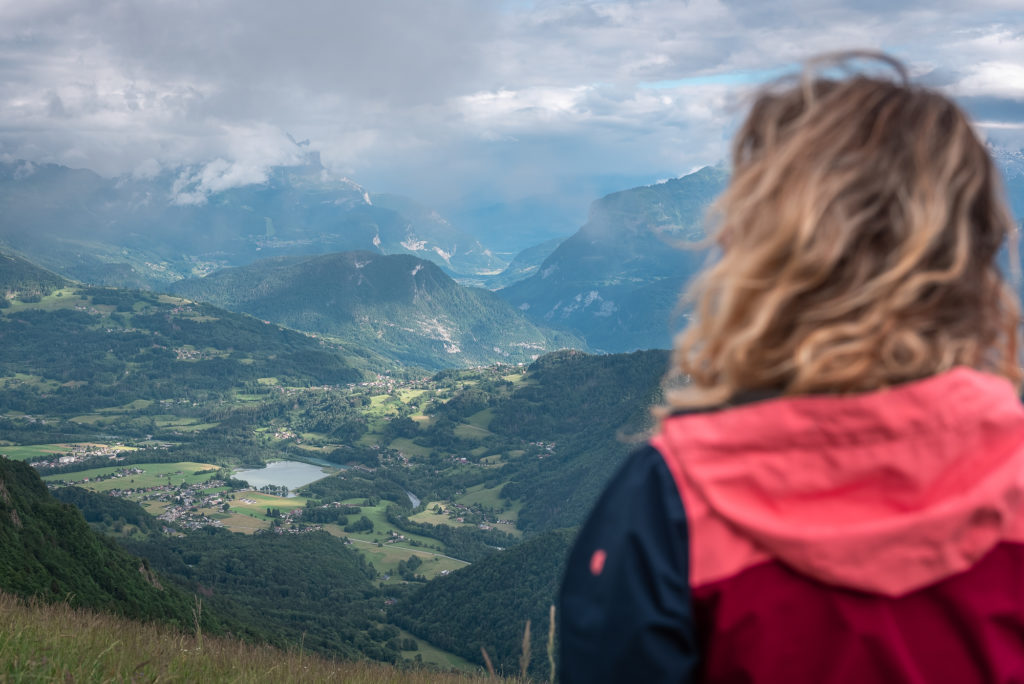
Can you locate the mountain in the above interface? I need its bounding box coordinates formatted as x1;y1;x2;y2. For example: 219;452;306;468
167;251;584;369
0;156;506;289
0;457;195;625
370;193;507;275
499;167;728;352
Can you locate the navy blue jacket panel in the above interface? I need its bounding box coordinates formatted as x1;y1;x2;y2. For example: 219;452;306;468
559;445;699;683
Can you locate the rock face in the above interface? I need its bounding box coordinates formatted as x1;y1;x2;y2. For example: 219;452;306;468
499;167;728;352
169;251;584;369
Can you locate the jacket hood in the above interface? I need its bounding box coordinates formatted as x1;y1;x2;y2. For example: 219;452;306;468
652;367;1024;596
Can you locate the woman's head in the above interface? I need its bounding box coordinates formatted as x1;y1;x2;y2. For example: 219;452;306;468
670;52;1021;407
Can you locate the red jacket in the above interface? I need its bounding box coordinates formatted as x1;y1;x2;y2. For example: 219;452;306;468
560;367;1024;682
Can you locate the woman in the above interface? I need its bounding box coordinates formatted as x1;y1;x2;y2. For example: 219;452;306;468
559;53;1024;683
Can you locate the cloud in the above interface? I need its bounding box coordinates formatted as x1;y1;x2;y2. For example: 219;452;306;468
0;0;1021;214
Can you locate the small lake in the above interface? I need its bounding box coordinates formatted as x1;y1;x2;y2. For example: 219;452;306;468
234;460;334;495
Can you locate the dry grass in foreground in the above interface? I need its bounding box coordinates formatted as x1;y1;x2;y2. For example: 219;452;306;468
0;591;502;683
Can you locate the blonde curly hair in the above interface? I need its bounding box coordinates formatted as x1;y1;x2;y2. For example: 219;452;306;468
668;52;1021;408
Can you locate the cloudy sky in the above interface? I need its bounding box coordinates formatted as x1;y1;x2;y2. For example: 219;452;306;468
1;0;1022;212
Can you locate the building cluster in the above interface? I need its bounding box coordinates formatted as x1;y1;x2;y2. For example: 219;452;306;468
29;444;131;469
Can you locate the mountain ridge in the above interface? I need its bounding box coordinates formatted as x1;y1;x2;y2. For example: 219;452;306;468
168;251;584;369
0;157;508;289
499;166;728;351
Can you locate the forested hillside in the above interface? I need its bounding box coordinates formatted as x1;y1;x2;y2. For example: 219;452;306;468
0;284;362;417
474;349;669;531
168;251;583;369
499;167;726;351
122;528;401;661
0;458;194;626
0;251;68;301
391;529;575;680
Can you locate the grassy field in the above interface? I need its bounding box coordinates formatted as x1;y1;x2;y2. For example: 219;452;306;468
331;499;441;547
336;535;470;581
42;461;219;490
410;492;522;540
463;408;496;430
0;592;501;683
453;422;494;440
456;483;510;511
0;443;76;461
389;437;433;459
397;389;428;402
394;627;479;671
3;288;88;313
229;491;310;517
0;442;136;463
214;512;270;534
408;503;478;531
96;399;154;413
0;372;60;392
69;413;121;425
153;415;220;431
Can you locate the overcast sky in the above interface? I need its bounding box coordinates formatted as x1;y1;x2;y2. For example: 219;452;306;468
1;0;1022;210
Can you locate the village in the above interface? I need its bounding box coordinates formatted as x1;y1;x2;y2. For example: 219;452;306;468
28;443;133;469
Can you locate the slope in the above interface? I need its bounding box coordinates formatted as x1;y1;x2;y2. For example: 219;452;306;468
499;166;727;352
0;276;363;418
0;251;68;301
0;457;194;625
168;251;584;369
390;529;575;680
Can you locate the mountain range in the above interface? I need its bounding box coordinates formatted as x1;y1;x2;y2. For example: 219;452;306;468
0;154;504;289
6;153;1022;355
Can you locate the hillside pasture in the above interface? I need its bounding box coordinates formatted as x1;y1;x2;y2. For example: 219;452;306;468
339;536;470;581
453;422;493;440
0;443;75;461
395;627;480;672
96;399;153;413
42;461;219;490
409;503;478;531
0;373;60;392
325;499;445;551
389;437;433;459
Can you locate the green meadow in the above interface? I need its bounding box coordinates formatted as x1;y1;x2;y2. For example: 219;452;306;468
0;443;75;461
43;461;219;490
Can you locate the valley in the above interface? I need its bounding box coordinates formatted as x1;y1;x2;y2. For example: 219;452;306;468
0;259;668;676
5;157;1017;680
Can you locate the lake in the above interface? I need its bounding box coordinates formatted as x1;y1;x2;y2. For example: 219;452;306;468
234;460;334;495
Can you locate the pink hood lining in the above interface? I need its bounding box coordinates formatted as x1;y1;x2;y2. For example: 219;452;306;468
652;367;1024;597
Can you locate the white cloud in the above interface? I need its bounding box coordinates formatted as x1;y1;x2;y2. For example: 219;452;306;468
951;61;1024;99
0;0;1020;211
